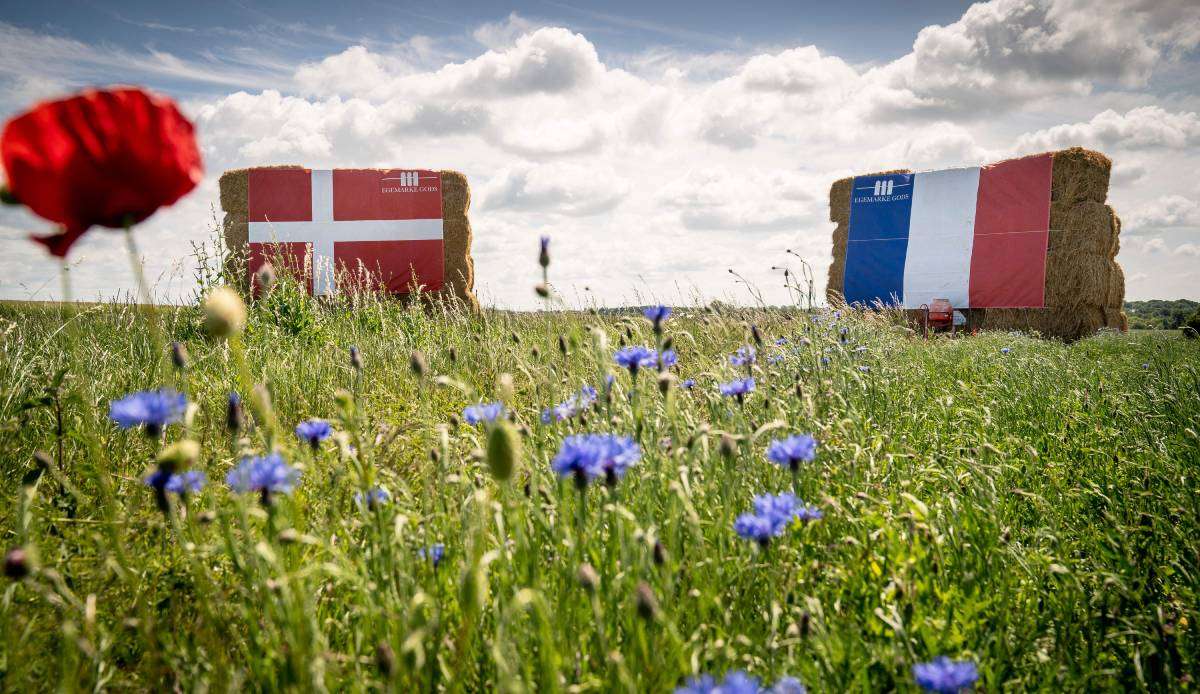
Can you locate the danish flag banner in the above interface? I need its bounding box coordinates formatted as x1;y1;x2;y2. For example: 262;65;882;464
247;168;444;295
843;153;1053;309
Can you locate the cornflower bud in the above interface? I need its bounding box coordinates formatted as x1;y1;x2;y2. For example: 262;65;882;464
577;563;599;593
653;540;667;566
447;346;457;363
170;341;188;370
4;548;30;580
750;323;764;347
486;420;521;482
719;433;737;459
635;582;659;621
409;350;428;378
376;641;396;679
226;392;243;433
349;346;363;372
534;283;550;298
538;235;550;268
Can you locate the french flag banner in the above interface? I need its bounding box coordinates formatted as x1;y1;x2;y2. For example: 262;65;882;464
843;153;1053;308
247;168;444;296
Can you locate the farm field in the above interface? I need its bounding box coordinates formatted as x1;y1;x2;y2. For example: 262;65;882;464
0;293;1198;691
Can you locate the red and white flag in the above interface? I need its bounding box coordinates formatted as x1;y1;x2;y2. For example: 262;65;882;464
247;168;444;295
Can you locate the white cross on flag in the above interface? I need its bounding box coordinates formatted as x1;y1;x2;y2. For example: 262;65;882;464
246;168;444;295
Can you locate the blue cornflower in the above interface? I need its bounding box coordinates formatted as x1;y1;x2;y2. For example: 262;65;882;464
719;672;761;694
355;487;390;509
675;674;718;694
771;676;807;694
144;469;207;495
767;354;784;365
912;657;979;693
226;452;300;498
775;337;788;346
820;356;830;367
858;365;871;373
675;671;764;694
1000;347;1011;354
418;543;445;567
661;349;678;368
542;384;599;423
539;235;550;267
734;513;777;544
614;346;658;375
729;346;756;367
766;434;818;471
644;305;671;327
551;433;641;488
719;377;755;400
295;419;333;449
463;402;505;426
736;492;819;546
681;378;696;389
109;388;187;436
1142;362;1149;369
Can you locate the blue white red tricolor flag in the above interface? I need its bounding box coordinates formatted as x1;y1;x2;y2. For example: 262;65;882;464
246;168;444;296
843;153;1053;308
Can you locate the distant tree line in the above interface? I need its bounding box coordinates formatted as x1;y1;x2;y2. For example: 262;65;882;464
1124;299;1200;331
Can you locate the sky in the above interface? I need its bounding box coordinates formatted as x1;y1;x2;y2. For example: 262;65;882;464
0;0;1198;308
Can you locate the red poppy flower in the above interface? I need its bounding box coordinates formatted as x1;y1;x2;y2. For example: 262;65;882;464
0;87;203;257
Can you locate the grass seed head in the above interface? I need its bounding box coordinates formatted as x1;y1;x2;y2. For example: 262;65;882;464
201;286;246;339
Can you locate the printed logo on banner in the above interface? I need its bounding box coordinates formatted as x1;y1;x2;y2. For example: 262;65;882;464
381;171;439;194
854;177;911;204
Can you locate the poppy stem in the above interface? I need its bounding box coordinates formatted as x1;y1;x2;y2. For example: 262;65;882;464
123;222;166;373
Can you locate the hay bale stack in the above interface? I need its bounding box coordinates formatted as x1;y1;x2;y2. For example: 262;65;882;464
826;148;1127;341
219;166;478;311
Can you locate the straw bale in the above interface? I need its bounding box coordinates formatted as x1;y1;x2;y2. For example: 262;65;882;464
1105;260;1125;309
827;220;847;302
1109;210;1121;258
1047;201;1117;257
1044;248;1109;309
826;149;1127;341
829;177;852;225
1050;147;1111;205
218;166;478;310
1104;308;1129;332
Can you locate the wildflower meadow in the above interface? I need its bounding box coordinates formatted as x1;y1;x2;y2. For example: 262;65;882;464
1;258;1198;690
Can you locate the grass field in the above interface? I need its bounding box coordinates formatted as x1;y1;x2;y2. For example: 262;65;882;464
0;282;1198;691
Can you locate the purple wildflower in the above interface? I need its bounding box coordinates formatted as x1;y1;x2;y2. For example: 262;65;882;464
109;388;187;436
912;657;979;693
